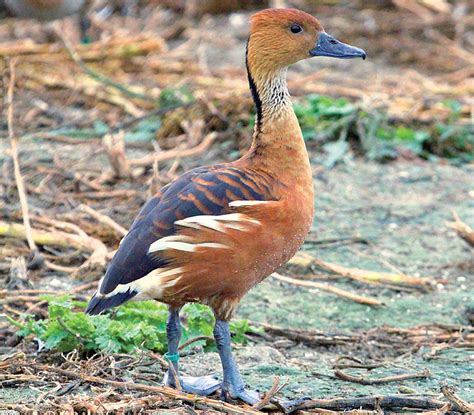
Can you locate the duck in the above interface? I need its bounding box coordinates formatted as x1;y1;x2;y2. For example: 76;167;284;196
3;0;95;42
86;8;366;405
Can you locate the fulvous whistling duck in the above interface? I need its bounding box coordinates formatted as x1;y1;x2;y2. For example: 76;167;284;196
86;8;366;404
3;0;95;42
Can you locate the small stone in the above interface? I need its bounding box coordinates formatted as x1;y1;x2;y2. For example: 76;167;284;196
273;339;295;349
399;386;416;394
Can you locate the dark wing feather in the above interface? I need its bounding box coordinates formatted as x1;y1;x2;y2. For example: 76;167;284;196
94;164;273;297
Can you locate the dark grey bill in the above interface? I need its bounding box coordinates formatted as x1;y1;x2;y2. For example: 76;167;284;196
310;32;366;60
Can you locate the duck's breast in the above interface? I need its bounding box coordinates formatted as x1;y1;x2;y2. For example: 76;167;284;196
157;192;314;311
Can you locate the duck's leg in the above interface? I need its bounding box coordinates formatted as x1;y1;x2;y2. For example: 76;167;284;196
214;320;310;410
162;308;221;396
214;319;260;405
79;16;91;43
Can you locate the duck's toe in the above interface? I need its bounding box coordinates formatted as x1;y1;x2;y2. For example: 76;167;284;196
163;371;221;396
223;387;261;405
180;375;221;396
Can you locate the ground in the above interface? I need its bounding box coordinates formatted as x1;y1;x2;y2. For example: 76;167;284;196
188;159;474;402
1;159;473;410
239;159;474;401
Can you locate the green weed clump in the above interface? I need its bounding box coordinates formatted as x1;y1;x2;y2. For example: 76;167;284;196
9;295;252;355
293;95;473;164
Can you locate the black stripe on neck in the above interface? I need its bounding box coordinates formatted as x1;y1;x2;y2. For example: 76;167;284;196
245;40;262;132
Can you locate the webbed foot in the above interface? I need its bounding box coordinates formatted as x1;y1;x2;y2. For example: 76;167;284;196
163;371;221;396
222;386;261;405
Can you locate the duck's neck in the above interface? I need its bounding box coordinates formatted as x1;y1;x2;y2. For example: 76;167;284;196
243;48;311;186
248;65;292;130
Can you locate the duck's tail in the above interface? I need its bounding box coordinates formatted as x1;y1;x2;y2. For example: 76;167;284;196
85;289;137;315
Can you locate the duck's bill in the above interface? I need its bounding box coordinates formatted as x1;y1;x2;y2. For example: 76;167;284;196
310;32;366;60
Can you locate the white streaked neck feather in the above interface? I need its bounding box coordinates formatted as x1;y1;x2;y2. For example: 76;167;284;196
255;67;292;120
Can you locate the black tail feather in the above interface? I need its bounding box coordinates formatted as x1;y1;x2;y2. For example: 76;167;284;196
85;290;137;315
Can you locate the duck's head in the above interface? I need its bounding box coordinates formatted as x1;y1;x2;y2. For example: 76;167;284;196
248;8;366;72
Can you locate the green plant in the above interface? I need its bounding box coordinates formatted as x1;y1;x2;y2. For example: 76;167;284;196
159;86;194;108
123;117;162;143
9;295;253;355
358;112;432;161
431;100;474;162
291;94;472;163
294;95;357;142
43;117;162;144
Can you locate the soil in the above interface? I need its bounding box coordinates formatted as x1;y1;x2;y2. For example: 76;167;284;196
197;158;474;402
1;158;473;407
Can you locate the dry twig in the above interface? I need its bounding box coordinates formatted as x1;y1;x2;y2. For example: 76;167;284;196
129;132;216;167
6;59;36;253
289;252;434;289
78;204;127;237
446;211;474;248
102;131;131;179
0;220;108;275
20;363;262;415
255;322;358;347
253;376;285;410
178;335;214;351
272;273;383;306
293;395;445;412
441;385;474;413
334;368;430;385
333;356;385;370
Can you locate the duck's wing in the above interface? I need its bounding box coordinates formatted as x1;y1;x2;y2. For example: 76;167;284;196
85;164;275;315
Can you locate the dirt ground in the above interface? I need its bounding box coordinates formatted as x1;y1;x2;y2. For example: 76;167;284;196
1;1;473;413
157;158;474;402
1;158;472;409
239;159;474;400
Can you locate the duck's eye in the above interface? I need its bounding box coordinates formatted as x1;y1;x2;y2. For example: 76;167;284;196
290;24;303;34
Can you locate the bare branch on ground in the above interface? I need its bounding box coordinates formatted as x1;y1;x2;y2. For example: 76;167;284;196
6;59;37;254
447;211;474;248
289;252;435;289
334;368;430;385
272;272;383;306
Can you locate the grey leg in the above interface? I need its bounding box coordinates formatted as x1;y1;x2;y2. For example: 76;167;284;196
213;319;260;404
214;320;311;409
162;308;220;396
163;308;181;388
78;4;91;44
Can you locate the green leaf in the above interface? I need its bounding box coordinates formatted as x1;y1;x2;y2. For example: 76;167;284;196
159;86;193;107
